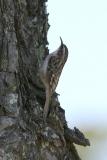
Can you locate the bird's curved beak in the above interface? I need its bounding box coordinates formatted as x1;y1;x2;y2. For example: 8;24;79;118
60;37;63;49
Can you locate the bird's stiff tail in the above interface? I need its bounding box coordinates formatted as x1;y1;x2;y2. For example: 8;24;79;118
43;87;51;121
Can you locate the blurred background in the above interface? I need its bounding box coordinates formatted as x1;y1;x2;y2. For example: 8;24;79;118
47;0;107;159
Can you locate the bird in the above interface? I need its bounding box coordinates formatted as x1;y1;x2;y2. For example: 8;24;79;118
39;37;68;121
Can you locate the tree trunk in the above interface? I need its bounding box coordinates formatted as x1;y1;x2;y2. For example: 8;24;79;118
0;0;90;159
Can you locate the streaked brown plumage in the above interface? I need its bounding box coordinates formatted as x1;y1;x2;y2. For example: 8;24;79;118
39;38;68;120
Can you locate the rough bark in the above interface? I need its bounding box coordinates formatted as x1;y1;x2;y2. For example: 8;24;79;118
0;0;90;159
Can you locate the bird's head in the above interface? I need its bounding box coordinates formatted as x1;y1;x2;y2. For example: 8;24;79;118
57;37;68;63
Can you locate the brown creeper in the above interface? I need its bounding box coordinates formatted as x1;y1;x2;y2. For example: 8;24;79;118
39;38;68;120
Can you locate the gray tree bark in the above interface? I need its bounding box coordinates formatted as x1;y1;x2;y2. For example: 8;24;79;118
0;0;90;159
